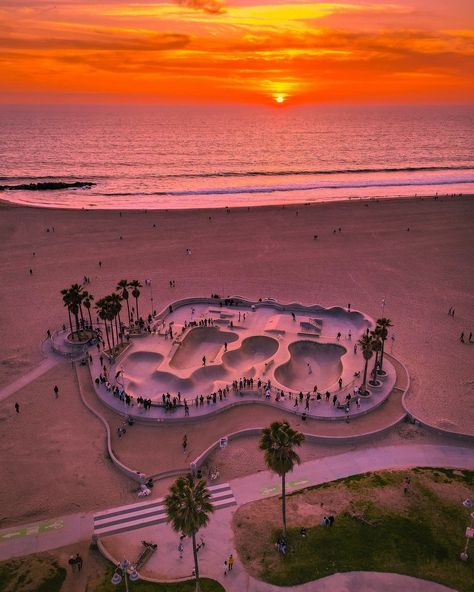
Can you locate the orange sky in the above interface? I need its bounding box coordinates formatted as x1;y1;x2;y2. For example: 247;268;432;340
0;0;473;104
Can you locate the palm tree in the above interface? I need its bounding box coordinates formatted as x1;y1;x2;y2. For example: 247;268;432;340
376;318;393;374
359;331;374;394
165;474;214;592
96;298;112;351
129;280;143;322
61;288;74;336
83;292;94;330
108;293;123;344
116;279;131;323
61;284;83;337
369;328;382;386
259;421;305;538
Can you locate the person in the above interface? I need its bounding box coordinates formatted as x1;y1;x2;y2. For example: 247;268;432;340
338;377;343;389
53;385;59;398
300;527;307;537
46;329;51;338
328;515;335;526
182;434;188;453
336;332;341;340
354;344;357;354
75;553;83;571
224;342;227;352
469;332;473;343
403;477;411;495
227;554;234;571
460;332;465;343
291;312;296;321
68;555;76;572
202;355;206;366
178;541;184;559
15;402;20;414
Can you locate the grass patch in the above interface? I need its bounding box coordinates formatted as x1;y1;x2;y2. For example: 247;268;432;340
0;555;66;592
89;564;225;592
235;468;474;592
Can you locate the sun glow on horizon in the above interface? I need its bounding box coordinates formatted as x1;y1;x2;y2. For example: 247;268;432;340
0;1;472;104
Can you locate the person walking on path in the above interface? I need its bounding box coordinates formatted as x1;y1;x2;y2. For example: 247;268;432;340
338;377;343;389
178;541;184;559
75;554;83;571
53;385;59;398
403;477;411;495
182;434;188;453
202;355;206;366
14;402;20;414
227;554;234;571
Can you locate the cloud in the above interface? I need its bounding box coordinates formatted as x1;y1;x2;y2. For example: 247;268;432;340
176;0;226;15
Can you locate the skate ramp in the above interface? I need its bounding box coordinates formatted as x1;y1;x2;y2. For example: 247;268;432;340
170;327;238;370
223;335;279;370
122;351;164;379
275;340;346;392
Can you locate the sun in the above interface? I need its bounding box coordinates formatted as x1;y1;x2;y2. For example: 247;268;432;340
275;95;285;104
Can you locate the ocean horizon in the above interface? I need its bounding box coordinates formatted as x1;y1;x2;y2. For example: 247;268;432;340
1;103;473;209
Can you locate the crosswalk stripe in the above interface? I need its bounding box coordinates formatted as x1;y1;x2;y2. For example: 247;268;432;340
93;483;236;537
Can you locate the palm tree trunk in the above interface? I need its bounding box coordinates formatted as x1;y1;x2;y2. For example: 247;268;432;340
125;298;131;323
114;314;120;346
104;321;112;351
379;339;386;373
73;312;80;335
67;308;73;336
87;308;93;331
135;297;139;321
79;303;85;330
282;473;287;537
192;531;201;592
370;351;379;384
362;358;369;390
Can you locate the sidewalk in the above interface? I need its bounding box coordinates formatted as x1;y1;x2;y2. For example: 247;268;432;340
0;355;62;402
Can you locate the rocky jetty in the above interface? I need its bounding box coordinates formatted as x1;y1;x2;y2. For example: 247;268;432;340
0;181;95;191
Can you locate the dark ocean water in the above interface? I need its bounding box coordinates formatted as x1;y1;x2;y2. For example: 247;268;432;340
0;104;472;209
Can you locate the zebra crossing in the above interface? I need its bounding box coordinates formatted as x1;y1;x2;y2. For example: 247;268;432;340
93;482;236;537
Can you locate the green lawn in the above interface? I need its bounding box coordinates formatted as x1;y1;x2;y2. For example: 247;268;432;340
234;468;474;592
90;564;225;592
0;555;66;592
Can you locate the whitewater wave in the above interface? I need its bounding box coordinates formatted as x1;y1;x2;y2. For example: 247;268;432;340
98;177;474;198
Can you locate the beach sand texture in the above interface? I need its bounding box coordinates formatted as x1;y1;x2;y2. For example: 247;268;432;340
0;196;473;527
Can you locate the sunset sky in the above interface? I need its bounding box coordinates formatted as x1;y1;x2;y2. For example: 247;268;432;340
1;0;473;104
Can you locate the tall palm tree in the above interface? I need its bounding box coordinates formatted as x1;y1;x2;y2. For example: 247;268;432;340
61;288;74;336
129;280;143;321
61;284;83;336
83;292;94;330
96;298;112;351
359;331;374;394
369;328;382;386
376;318;393;374
108;293;123;344
259;421;305;538
116;279;131;323
165;474;214;592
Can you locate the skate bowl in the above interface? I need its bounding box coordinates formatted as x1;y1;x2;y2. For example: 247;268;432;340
170;326;238;370
121;351;164;379
275;341;347;392
223;335;279;369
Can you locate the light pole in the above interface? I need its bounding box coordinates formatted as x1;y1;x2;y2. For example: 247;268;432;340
460;499;474;561
381;298;386;317
111;559;139;591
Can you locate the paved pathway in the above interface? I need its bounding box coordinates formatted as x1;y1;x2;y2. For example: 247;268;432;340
0;354;62;402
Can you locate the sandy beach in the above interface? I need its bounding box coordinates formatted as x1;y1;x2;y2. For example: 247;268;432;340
1;195;473;527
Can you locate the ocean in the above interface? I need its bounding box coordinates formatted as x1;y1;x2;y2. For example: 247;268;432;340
0;104;473;209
